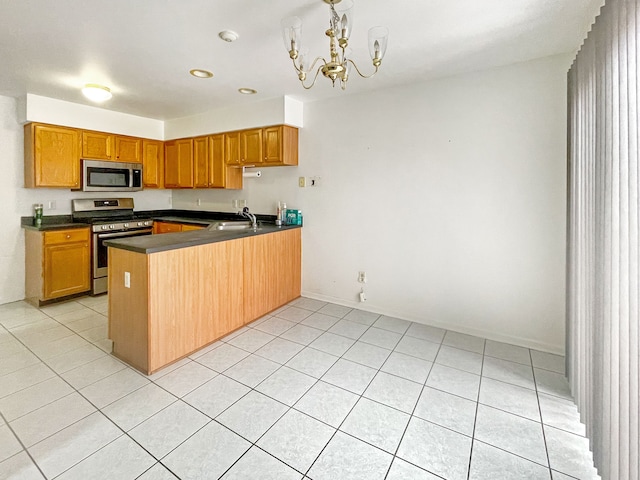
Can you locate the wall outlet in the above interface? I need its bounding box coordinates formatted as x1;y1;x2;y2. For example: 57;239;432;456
197;198;201;206
124;272;130;288
48;201;56;210
298;177;307;188
358;271;367;283
359;289;366;302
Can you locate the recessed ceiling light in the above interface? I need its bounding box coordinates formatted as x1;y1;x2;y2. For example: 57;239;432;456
238;88;257;95
189;69;214;78
218;30;239;42
81;84;112;102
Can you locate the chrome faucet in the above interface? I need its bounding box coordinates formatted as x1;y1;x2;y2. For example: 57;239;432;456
240;206;258;230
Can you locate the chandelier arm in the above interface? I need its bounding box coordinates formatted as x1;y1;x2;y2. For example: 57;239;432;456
346;59;379;79
291;55;327;75
300;65;323;90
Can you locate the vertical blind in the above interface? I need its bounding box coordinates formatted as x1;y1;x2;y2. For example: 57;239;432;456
567;0;639;479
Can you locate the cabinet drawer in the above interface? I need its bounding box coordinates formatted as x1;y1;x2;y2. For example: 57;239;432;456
44;229;90;245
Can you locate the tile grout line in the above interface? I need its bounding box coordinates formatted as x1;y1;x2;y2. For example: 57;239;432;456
466;339;487;480
382;333;442;480
0;410;48;479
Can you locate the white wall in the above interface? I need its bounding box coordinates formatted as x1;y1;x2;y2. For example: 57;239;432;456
165;96;304;140
19;94;164;139
0;96;27;304
0;95;171;305
174;54;570;353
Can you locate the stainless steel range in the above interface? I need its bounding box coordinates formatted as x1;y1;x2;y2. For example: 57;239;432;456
72;198;153;295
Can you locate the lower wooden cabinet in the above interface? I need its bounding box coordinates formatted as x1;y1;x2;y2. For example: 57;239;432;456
25;228;91;306
153;221;205;234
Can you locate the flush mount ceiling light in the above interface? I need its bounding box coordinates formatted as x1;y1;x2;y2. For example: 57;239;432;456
81;84;112;102
218;30;239;42
189;69;214;78
238;88;257;95
281;0;388;90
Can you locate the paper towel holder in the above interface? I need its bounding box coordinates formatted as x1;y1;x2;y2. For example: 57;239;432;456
241;166;262;178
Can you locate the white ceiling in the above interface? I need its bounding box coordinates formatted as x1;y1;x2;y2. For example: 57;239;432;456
0;0;603;121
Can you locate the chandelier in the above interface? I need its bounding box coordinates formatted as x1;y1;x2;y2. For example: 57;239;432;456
281;0;388;90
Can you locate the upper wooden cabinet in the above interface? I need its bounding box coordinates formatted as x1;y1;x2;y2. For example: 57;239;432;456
165;138;194;188
225;128;263;166
24;123;81;188
263;125;298;166
193;136;209;188
224;125;297;167
82;130;113;160
241;128;263;165
225;131;241;166
210;134;242;190
115;136;142;162
142;139;164;188
82;131;142;163
24;121;298;190
196;134;239;189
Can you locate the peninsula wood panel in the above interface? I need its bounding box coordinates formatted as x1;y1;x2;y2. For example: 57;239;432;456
147;239;244;371
108;248;149;373
243;229;301;323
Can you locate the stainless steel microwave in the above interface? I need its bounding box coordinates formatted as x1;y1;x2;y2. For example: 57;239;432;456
81;159;143;192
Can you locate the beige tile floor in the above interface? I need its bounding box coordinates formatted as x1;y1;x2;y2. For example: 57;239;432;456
0;295;600;479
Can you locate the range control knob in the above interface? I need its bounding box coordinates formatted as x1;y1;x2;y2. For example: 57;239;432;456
110;224;115;229
145;221;152;226
123;223;130;228
101;225;108;230
137;222;144;227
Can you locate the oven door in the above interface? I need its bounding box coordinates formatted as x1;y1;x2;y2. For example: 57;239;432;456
93;229;153;279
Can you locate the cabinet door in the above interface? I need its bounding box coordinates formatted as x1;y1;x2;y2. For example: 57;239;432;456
209;134;225;188
225;132;241;165
164;139;194;188
181;224;205;231
43;230;90;299
241;128;263;165
263;125;298;166
82;131;114;160
193;136;209;188
142;139;164;188
25;123;81;188
153;221;182;234
263;126;282;163
115;136;141;162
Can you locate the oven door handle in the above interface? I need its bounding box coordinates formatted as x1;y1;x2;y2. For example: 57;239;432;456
96;229;153;239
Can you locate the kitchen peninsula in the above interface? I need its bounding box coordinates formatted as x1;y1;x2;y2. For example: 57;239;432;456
105;224;301;374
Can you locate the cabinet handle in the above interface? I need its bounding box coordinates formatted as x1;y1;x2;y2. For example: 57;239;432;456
66;234;71;239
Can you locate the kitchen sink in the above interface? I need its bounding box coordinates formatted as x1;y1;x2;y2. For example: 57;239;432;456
207;221;259;231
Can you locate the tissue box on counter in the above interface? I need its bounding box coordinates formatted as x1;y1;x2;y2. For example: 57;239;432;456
285;209;303;226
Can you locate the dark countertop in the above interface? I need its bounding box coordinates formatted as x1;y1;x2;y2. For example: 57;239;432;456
105;223;301;254
21;209;278;231
21;215;88;231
